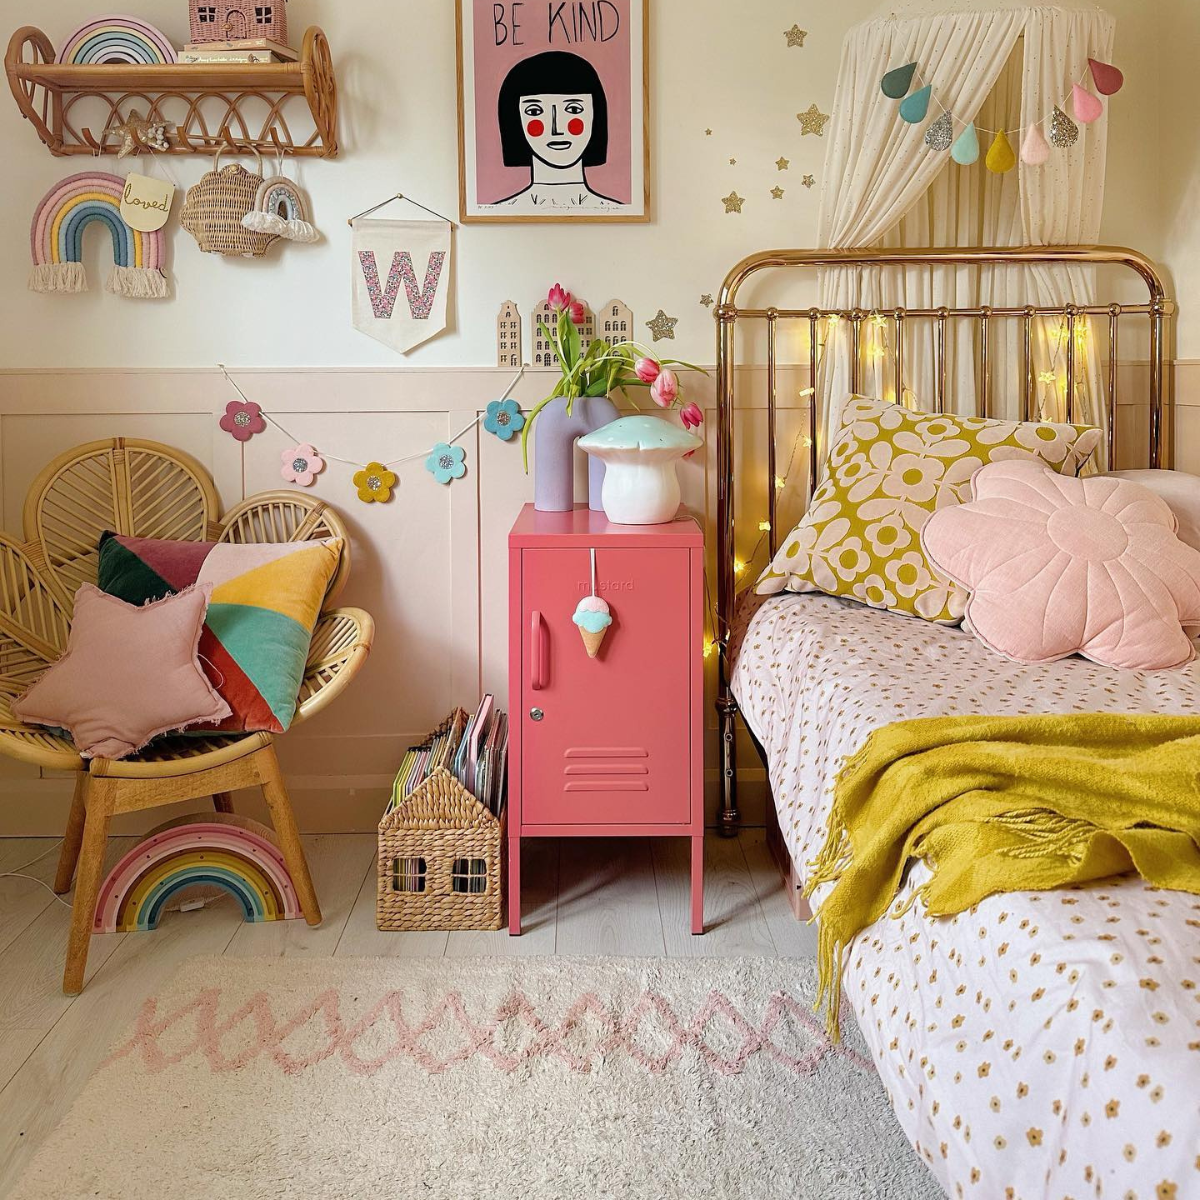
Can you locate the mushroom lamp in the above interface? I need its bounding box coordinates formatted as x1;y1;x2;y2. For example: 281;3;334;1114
578;416;702;525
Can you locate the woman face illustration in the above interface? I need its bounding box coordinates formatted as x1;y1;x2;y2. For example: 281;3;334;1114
519;94;595;169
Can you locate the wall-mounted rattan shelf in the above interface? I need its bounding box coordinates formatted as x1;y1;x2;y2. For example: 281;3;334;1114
5;25;338;157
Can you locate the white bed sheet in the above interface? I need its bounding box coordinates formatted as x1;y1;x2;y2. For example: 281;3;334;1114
731;590;1200;1200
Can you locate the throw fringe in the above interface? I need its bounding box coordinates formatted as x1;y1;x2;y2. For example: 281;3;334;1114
28;261;87;294
106;267;169;300
988;808;1093;863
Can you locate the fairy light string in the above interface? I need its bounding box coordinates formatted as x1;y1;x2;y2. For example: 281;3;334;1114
701;306;1095;659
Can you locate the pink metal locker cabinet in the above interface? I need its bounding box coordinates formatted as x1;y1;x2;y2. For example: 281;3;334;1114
507;504;704;936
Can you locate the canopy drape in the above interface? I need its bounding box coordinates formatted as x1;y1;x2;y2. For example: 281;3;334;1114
815;6;1114;453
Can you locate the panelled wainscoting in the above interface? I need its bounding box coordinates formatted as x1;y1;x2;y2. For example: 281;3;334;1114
0;364;1182;835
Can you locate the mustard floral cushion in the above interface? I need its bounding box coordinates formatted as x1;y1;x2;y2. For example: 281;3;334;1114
755;398;1103;623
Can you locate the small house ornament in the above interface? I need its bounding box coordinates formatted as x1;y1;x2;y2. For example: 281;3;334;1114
496;300;522;369
596;299;634;351
189;0;288;45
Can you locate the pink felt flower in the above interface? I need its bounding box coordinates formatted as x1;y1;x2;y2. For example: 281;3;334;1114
546;283;572;313
280;443;325;487
680;402;704;430
650;368;679;408
219;400;265;443
921;459;1200;670
567;300;586;326
634;357;661;384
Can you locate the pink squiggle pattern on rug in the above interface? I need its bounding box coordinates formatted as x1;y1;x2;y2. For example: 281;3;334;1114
104;986;874;1078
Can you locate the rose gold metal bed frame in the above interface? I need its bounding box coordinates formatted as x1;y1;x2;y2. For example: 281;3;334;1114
713;245;1175;839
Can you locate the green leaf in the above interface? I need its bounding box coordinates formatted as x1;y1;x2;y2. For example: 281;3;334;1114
562;316;582;372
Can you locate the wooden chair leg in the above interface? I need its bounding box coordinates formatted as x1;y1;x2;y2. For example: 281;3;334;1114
256;746;321;927
54;774;88;894
63;779;111;995
213;791;235;814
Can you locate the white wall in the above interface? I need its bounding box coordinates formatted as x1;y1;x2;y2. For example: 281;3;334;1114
0;0;1191;833
0;0;1174;370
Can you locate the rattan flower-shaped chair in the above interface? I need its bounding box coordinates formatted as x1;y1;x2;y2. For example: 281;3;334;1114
0;438;374;993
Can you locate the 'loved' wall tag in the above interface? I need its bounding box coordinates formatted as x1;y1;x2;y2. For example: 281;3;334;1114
121;174;175;232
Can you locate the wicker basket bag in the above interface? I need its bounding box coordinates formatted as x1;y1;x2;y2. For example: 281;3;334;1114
181;150;279;258
376;767;503;932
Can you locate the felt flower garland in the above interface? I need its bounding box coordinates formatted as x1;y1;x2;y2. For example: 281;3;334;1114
218;365;525;505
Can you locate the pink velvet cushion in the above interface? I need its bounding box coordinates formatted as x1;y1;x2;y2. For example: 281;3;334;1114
921;460;1200;670
12;583;231;759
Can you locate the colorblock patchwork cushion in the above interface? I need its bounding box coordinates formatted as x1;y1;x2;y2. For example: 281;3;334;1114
921;460;1200;670
97;533;343;733
755;398;1104;623
13;583;231;759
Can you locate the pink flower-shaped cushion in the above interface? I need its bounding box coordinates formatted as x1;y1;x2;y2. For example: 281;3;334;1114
921;460;1200;670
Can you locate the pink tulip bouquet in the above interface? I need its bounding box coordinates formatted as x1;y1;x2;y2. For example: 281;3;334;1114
522;283;706;468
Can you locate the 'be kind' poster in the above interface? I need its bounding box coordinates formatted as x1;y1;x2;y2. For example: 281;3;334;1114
457;0;649;222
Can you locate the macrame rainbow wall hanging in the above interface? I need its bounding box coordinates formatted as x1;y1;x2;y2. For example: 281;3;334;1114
92;814;303;933
29;172;169;298
242;175;320;243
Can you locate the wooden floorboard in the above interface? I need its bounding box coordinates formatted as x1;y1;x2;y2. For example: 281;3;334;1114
653;834;776;958
0;829;813;1193
554;838;667;956
0;839;59;959
741;829;819;957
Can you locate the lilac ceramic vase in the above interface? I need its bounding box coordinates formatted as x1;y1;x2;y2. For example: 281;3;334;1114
533;395;621;512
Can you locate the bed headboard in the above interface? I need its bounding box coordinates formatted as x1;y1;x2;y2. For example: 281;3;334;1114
712;244;1175;834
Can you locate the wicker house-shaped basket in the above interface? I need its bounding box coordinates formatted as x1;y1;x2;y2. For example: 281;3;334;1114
376;768;503;932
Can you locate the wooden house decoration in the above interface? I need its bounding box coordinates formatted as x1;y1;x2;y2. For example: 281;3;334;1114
376;769;502;931
496;300;522;369
189;0;288;45
532;298;595;368
597;299;633;350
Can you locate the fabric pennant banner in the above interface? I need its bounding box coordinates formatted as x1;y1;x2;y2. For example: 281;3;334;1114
351;218;450;354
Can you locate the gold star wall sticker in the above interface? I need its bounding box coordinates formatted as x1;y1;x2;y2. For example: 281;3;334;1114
700;294;714;308
797;104;831;136
705;128;713;136
647;310;679;341
802;174;816;188
784;24;808;47
771;186;785;200
721;191;745;214
776;156;790;171
729;157;737;165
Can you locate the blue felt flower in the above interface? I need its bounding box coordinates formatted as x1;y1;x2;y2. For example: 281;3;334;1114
426;442;467;484
483;398;526;442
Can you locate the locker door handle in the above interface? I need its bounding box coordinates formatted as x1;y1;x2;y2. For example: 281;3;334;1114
530;610;547;690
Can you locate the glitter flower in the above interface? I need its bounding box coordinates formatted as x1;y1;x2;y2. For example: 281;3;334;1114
426;443;467;485
353;461;397;504
280;443;325;487
219;400;265;443
483;398;526;443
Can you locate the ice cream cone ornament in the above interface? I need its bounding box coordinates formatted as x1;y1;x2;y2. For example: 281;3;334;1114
573;549;614;659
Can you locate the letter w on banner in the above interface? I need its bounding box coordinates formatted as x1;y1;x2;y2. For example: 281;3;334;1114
351;219;451;353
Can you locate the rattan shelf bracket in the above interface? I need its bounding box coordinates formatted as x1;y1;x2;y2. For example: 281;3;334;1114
5;23;338;158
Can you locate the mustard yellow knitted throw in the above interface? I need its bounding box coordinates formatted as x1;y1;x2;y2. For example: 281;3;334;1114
806;713;1200;1038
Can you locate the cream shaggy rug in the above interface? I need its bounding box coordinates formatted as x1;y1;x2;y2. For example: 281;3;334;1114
10;957;938;1200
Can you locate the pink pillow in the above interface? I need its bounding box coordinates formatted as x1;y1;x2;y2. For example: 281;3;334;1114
13;583;231;759
921;460;1200;670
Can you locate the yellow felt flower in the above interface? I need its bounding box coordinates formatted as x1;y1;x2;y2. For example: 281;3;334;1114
353;462;397;504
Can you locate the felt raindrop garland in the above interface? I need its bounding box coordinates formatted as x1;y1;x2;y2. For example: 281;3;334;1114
218;364;526;505
883;55;1123;172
